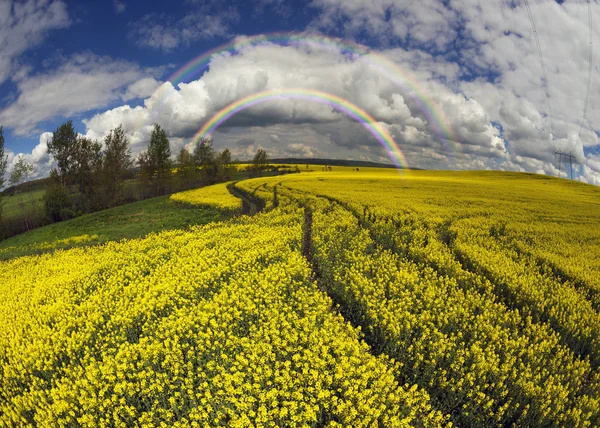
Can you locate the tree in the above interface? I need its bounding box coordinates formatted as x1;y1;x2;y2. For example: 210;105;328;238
193;137;218;184
219;148;232;167
0;126;8;223
252;148;268;177
0;126;7;190
47;121;78;186
46;120;103;211
136;150;152;197
103;125;132;205
176;147;196;189
73;137;103;199
149;124;171;179
138;124;172;195
9;155;35;188
193;137;221;184
193;137;215;167
218;148;233;180
9;156;35;230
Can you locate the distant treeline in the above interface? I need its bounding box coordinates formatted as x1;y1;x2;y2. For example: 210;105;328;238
264;158;401;168
0;122;273;240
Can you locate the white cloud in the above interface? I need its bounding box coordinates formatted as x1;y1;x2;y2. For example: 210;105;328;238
286;142;317;157
80;41;505;172
309;0;600;179
0;53;162;136
0;0;70;85
5;0;600;183
113;0;126;14
128;8;239;51
309;0;459;50
254;0;293;18
581;155;600;185
4;132;54;183
122;77;161;101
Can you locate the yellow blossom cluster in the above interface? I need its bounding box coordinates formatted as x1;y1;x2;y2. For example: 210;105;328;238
169;182;242;214
245;169;600;426
0;200;443;426
3;168;599;426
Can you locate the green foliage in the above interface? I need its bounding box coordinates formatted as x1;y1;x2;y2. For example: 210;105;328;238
175;147;197;188
252;148;269;177
47;120;79;185
138;124;172;196
9;155;35;188
189;138;236;185
150;124;172;177
43;184;75;223
102;125;132;206
176;147;193;167
0;126;7;191
7;156;37;231
193;136;214;167
193;137;218;184
72;137;102;201
2;194;224;260
219;148;232;167
45;120;104;212
2;189;45;219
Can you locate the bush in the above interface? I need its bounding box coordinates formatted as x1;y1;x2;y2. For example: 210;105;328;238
0;207;48;240
44;185;76;222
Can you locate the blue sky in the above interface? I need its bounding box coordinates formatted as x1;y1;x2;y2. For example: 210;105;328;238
1;0;599;184
0;0;315;152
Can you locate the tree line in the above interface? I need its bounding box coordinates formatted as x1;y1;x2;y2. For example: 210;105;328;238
0;122;271;239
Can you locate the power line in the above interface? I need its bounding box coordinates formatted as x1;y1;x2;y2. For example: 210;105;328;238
523;0;555;138
578;0;593;139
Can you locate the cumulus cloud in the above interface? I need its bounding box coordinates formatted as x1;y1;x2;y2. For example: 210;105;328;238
309;0;459;51
310;0;600;176
0;0;70;85
80;41;505;171
4;132;54;184
6;0;600;183
236;138;255;148
286;142;317;157
0;53;163;136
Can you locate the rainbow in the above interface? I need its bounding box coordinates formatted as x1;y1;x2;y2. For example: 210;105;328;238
192;88;408;170
158;32;457;148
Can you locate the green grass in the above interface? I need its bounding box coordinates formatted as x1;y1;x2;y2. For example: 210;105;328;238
0;195;226;260
1;189;45;219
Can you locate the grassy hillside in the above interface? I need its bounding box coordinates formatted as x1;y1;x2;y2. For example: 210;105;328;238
1;189;45;219
0;192;228;260
1;170;599;426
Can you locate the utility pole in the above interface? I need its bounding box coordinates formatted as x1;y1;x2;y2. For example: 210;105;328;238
554;150;576;179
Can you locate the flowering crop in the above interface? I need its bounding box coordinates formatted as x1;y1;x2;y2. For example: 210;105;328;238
2;169;599;426
0;191;443;426
169;182;242;215
245;169;600;426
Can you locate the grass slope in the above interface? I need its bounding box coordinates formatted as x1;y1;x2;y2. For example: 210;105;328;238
0;194;225;260
1;189;45;219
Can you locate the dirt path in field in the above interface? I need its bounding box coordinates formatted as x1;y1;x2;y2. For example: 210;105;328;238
226;182;265;215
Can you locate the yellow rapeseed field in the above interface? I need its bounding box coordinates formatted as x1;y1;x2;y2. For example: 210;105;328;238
2;170;599;426
170;182;242;214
